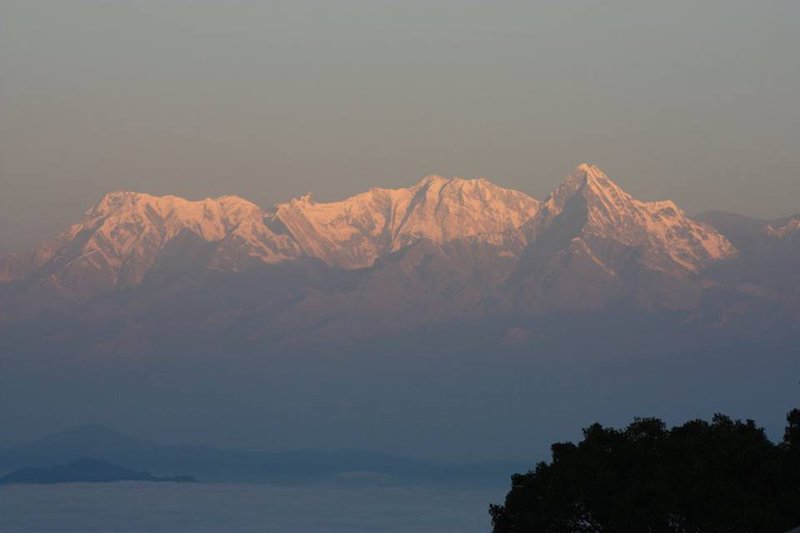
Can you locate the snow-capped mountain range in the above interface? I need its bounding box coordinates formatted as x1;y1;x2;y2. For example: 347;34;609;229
0;164;736;290
1;164;798;353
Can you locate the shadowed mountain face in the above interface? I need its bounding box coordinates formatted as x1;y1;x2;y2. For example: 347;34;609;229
4;163;791;355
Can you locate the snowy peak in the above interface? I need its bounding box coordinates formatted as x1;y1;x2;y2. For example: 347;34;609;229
560;163;624;194
272;176;539;269
539;163;633;224
14;192;299;293
85;191;263;241
89;190;142;217
394;175;539;248
526;164;736;276
271;186;402;270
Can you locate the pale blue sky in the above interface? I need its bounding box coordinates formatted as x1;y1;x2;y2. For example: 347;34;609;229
2;1;799;253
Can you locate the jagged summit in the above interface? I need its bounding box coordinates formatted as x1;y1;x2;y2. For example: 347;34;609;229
271;175;539;269
565;162;615;186
518;164;737;310
538;163;629;221
557;163;621;190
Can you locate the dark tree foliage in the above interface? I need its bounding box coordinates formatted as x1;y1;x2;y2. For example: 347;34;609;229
490;409;800;532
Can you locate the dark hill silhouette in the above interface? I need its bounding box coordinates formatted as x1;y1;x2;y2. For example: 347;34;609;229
0;425;524;487
0;458;194;485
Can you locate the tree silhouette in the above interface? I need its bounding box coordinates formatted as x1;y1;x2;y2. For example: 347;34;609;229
491;410;800;532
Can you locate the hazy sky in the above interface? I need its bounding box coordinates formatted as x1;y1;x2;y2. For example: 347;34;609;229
1;1;799;254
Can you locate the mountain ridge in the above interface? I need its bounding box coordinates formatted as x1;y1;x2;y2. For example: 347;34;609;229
0;165;730;292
